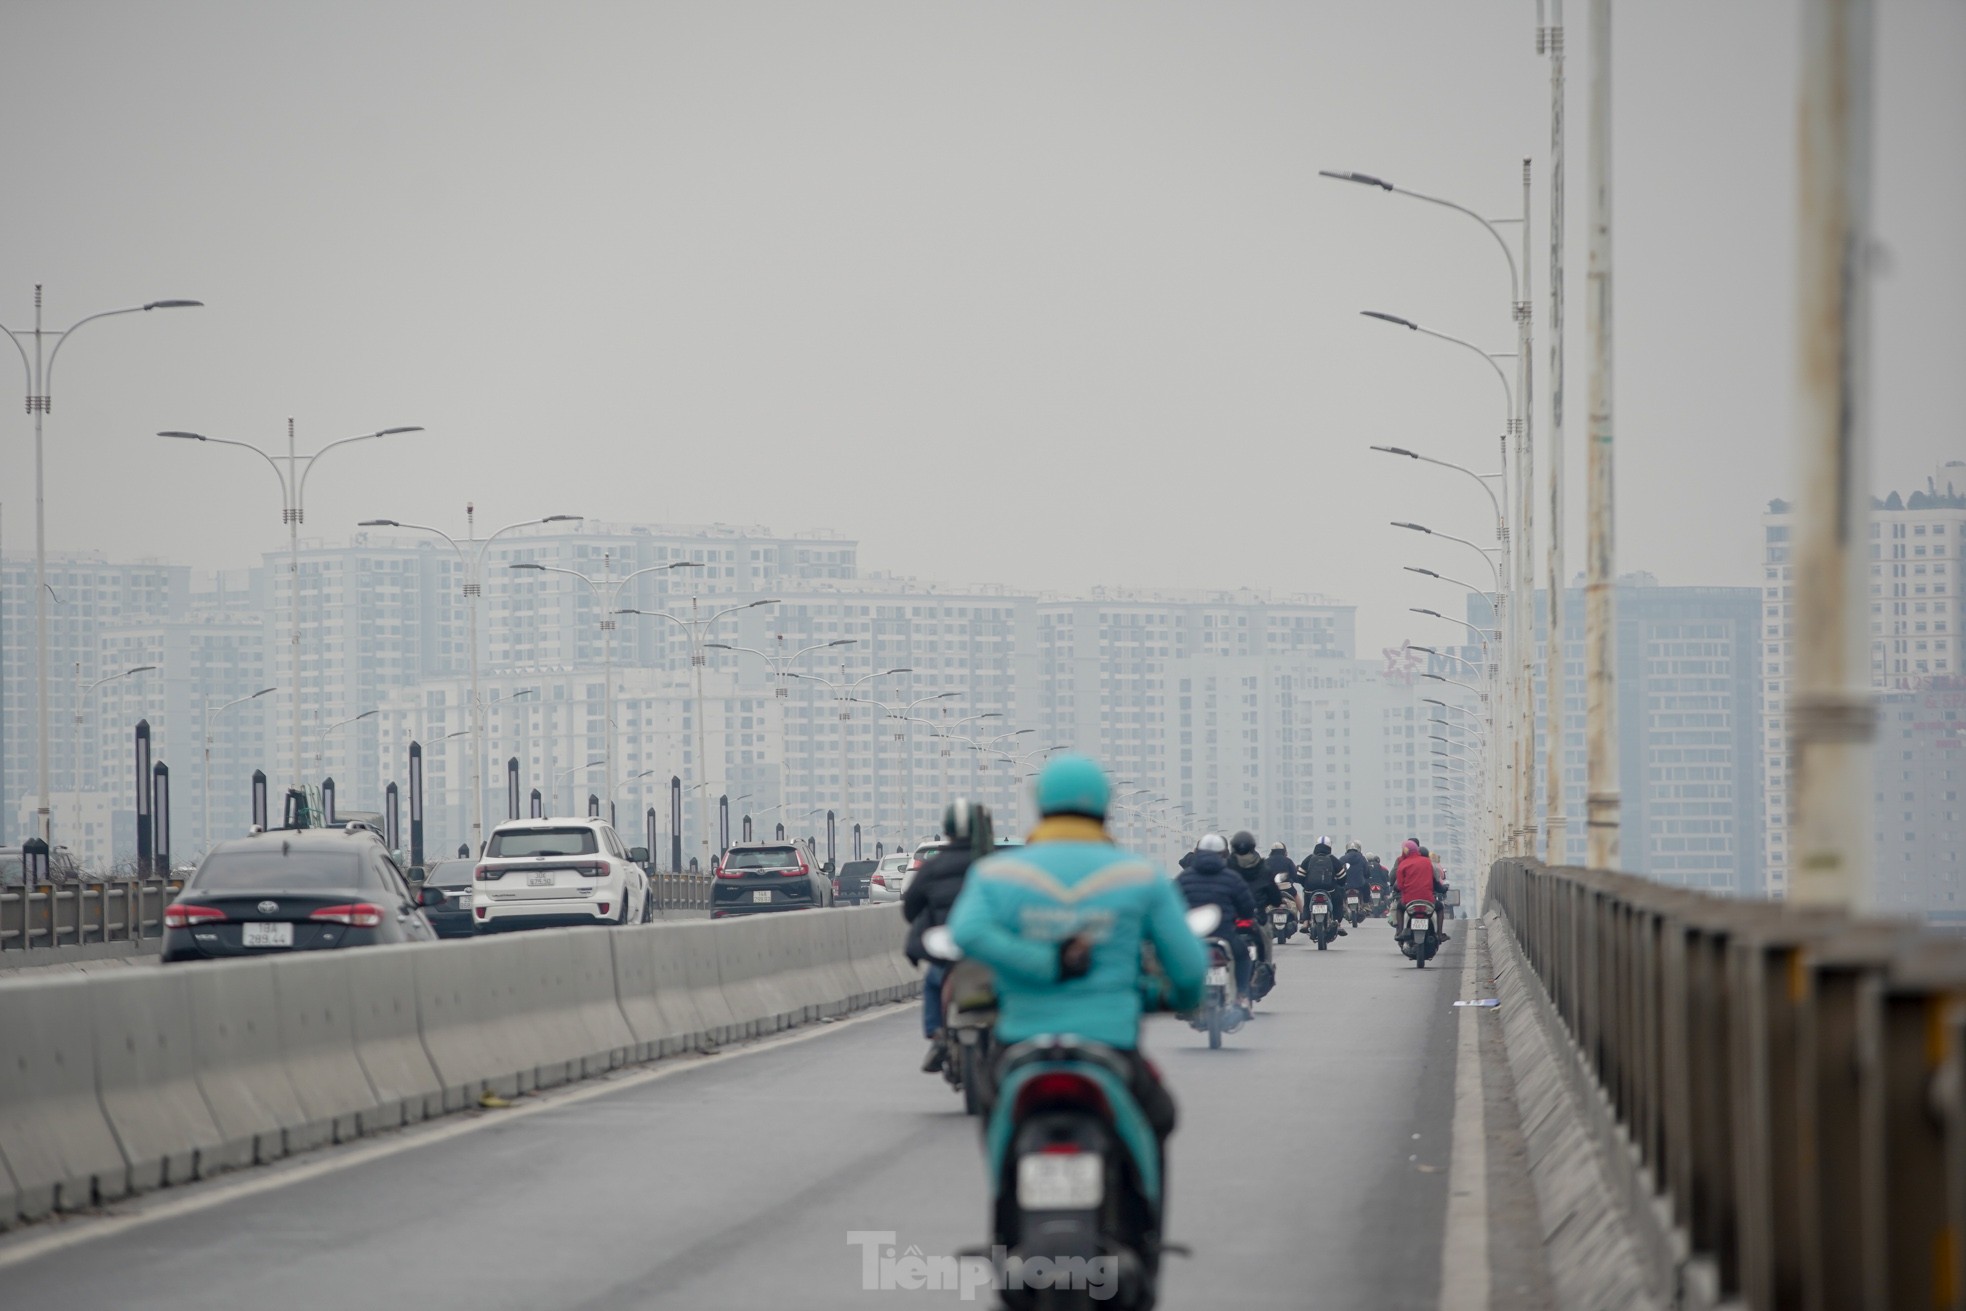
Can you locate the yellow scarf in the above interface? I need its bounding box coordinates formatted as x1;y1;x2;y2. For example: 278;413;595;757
1026;815;1110;845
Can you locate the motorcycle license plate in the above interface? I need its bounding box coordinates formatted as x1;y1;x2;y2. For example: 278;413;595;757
1206;966;1230;985
1017;1153;1103;1211
1410;918;1430;932
1311;905;1328;916
1347;895;1359;906
1272;914;1288;928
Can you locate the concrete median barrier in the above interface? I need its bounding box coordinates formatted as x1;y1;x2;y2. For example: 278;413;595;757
666;918;740;1044
271;953;382;1147
0;975;127;1223
0;904;925;1229
412;936;528;1104
184;958;307;1170
846;905;916;1003
90;967;227;1191
345;944;445;1127
714;915;802;1038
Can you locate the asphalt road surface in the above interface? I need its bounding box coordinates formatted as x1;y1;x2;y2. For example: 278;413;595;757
0;921;1483;1310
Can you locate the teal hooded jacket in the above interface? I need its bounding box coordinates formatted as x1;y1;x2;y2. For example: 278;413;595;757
946;816;1208;1050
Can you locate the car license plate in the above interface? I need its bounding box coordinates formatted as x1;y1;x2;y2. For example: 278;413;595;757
243;921;293;948
527;872;554;887
1017;1153;1103;1211
752;890;771;904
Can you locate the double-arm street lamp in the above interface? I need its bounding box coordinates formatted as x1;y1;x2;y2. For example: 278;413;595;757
616;593;782;869
1;289;201;842
161;422;422;794
857;691;960;843
793;665;912;855
705;636;857;698
511;556;709;840
363;510;582;855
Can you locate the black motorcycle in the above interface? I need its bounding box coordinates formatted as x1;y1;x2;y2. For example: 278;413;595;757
1304;889;1341;950
1399;900;1443;968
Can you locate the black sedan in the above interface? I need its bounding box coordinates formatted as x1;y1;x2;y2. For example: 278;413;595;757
161;828;435;963
416;859;479;938
709;842;833;917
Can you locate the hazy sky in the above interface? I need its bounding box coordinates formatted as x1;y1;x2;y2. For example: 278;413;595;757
2;1;1960;652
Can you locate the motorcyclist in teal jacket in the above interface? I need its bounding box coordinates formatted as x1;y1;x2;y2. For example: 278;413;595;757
947;754;1206;1149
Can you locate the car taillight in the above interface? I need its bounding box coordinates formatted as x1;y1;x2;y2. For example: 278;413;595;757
598;902;610;915
871;873;886;888
164;903;226;929
473;864;499;882
783;865;807;877
1014;1072;1110;1120
310;903;385;928
715;864;742;879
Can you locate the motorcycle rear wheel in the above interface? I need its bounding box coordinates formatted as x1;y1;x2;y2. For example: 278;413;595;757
960;1044;985;1116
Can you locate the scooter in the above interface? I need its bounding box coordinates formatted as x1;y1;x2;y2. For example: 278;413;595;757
1399;899;1443;969
1367;882;1392;918
922;907;1218;1311
1305;890;1340;950
1343;885;1367;928
1189;931;1245;1049
1269;885;1299;944
940;956;1000;1116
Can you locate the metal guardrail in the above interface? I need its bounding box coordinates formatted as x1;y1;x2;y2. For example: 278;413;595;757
0;879;184;955
650;870;711;912
1489;858;1966;1311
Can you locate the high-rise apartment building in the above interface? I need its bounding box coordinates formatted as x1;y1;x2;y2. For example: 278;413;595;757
1763;465;1966;901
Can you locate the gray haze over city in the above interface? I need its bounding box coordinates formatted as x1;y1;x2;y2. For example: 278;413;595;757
3;0;1960;654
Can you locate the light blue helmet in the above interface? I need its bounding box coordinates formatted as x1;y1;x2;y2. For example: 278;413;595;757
1034;753;1111;820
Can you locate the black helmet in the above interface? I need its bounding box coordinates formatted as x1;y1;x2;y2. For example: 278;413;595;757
1230;830;1257;856
941;798;996;855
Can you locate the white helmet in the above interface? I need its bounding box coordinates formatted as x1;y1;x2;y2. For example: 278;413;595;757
1196;832;1228;854
1347;840;1362;853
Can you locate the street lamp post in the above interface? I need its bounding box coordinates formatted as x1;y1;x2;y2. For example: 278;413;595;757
362;511;581;856
1332;160;1537;864
318;709;379;772
74;664;157;858
859;692;959;845
511;556;710;848
615;592;783;871
932;711;1002;819
161;421;421;795
0;290;201;842
706;636;856;840
555;758;606;818
203;685;276;855
793;664;912;860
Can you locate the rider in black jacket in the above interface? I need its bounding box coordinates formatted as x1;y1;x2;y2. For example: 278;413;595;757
1297;837;1350;936
1226;830;1279;987
904;798;993;1073
1177;833;1257;1007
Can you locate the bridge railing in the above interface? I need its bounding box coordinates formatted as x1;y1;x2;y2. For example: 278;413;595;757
650;869;711;912
0;879;183;957
1489;858;1966;1310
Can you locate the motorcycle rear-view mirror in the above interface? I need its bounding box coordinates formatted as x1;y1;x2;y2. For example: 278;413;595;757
1185;905;1222;937
921;925;963;961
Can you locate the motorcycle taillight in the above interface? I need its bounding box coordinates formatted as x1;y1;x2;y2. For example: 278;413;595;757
1014;1071;1110;1120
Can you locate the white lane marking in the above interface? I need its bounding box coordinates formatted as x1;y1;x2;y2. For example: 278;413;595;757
0;1003;909;1269
1440;924;1492;1311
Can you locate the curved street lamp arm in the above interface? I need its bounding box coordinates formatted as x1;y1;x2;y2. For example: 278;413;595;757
1391;187;1519;300
43;305;157;390
296;428;421;506
159;432;292;503
0;320;29;387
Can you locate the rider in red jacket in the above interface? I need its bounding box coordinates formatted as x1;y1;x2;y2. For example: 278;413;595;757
1392;840;1449;943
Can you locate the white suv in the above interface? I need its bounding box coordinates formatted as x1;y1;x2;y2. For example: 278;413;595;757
469;818;652;932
